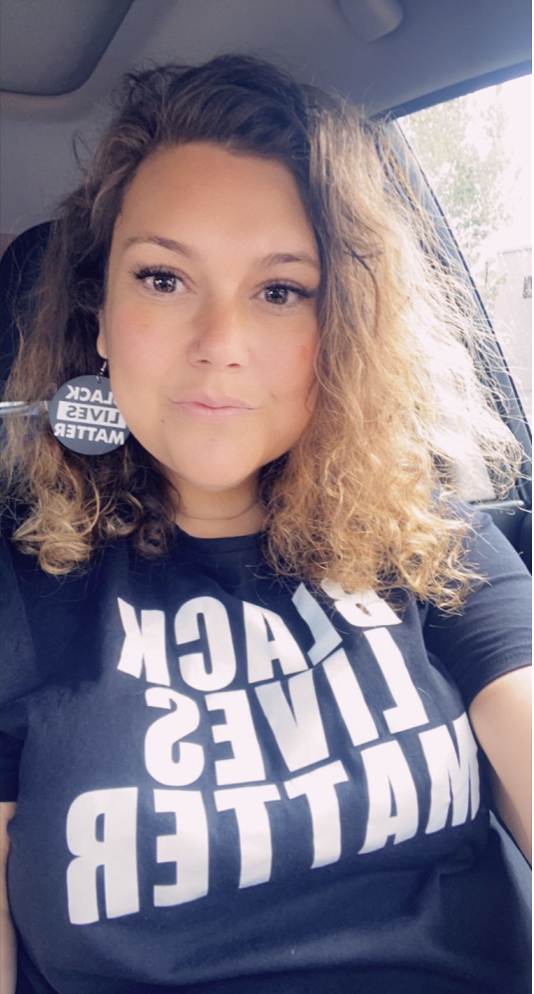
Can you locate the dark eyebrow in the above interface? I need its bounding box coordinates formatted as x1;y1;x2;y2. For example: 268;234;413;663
123;235;320;271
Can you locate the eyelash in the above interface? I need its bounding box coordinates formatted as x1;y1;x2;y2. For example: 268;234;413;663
131;266;317;308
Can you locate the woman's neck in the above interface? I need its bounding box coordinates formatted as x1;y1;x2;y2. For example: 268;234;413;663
173;478;263;539
176;502;263;539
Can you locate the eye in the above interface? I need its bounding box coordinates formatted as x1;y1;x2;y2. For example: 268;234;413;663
130;269;317;307
133;267;183;294
260;282;317;308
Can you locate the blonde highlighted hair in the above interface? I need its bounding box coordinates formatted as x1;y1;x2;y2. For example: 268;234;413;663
1;55;524;611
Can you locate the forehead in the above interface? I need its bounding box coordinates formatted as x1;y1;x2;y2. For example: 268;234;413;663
113;142;317;252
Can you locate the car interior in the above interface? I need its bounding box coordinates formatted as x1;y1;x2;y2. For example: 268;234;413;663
0;0;531;920
0;0;532;569
0;0;531;552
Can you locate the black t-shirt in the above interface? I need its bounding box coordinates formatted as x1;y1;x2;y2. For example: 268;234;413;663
1;506;531;993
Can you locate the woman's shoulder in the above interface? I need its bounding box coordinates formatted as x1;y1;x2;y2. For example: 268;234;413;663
0;510;130;600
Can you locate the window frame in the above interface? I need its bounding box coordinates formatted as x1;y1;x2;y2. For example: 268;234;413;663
377;93;532;550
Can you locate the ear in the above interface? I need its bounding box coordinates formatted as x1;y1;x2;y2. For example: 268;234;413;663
96;316;107;360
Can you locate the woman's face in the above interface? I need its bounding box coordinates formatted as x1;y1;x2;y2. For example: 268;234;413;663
98;142;320;501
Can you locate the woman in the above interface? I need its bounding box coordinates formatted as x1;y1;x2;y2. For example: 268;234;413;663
0;54;531;994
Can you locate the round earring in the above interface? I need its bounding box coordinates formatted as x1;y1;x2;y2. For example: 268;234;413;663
48;358;130;455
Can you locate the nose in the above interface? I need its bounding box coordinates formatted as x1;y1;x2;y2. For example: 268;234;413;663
186;296;249;369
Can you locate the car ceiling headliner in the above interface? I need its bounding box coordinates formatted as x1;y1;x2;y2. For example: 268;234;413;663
0;0;531;236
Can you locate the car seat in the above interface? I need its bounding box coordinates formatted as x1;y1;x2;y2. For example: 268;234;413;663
1;221;51;396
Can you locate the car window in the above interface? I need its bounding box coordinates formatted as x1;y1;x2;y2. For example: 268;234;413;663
399;75;532;428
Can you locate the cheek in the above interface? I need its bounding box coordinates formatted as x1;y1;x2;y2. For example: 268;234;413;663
102;319;169;430
104;305;178;379
106;305;153;358
268;335;318;407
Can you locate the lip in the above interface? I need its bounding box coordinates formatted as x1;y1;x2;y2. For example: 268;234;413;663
171;393;256;417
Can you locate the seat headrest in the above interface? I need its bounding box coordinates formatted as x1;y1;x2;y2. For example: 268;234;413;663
1;221;51;395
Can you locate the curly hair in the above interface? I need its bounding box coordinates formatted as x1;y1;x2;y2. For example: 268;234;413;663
1;54;524;611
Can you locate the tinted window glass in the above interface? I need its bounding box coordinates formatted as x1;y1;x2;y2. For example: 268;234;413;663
400;76;532;425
